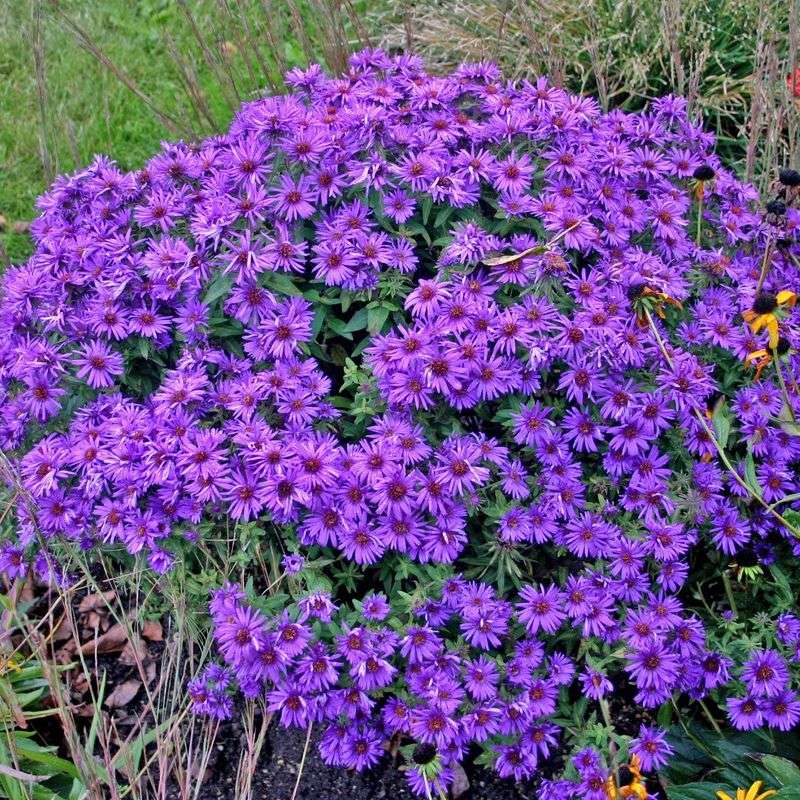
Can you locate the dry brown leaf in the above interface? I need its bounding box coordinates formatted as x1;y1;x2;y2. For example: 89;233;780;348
54;640;77;665
52;616;74;642
78;590;116;613
70;670;89;696
18;581;34;604
105;679;142;709
118;636;148;666
83;611;102;634
145;661;157;685
141;620;163;642
80;622;128;656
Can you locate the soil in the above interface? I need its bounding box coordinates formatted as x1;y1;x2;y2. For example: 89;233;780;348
190;715;548;800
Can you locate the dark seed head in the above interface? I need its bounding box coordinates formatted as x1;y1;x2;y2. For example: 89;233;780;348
779;168;800;187
776;336;791;356
618;766;635;786
693;165;715;181
626;282;646;301
412;743;437;765
766;199;787;215
752;292;778;314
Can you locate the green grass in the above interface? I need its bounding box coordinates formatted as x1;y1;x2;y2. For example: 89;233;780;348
0;0;345;264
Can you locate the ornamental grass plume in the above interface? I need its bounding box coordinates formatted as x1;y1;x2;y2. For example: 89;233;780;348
1;48;800;795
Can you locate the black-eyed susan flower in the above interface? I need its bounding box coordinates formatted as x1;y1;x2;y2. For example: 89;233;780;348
744;336;791;381
605;755;648;800
627;282;683;325
693;164;715;199
715;780;776;800
742;291;797;349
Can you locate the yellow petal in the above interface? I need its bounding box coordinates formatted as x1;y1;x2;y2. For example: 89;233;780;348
777;290;797;307
766;317;779;349
745;783;763;800
716;791;733;800
745;349;768;365
754;791;777;800
750;314;771;334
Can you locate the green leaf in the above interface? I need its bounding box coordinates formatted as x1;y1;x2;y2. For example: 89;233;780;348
763;756;800;786
433;206;454;230
744;453;762;497
402;223;432;245
321;316;353;340
343;308;368;333
202;272;233;305
209;318;243;338
712;402;732;449
666;782;730;800
12;738;81;781
312;307;326;338
367;306;390;334
421;196;433;225
263;272;302;297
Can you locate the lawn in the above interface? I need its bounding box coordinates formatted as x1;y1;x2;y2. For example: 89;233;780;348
0;0;352;263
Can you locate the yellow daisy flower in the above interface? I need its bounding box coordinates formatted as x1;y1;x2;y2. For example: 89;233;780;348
715;780;777;800
742;290;797;350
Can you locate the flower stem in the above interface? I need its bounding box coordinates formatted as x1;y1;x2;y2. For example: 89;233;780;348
643;310;800;539
755;237;774;294
697;698;723;735
696;193;703;245
721;570;738;617
773;350;797;424
599;697;620;785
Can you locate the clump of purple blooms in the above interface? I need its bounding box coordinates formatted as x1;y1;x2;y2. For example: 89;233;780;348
2;48;800;793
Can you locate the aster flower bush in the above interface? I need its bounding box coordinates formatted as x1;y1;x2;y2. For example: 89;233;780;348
2;48;800;797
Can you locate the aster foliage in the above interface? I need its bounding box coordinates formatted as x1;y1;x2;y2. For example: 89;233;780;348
2;48;800;797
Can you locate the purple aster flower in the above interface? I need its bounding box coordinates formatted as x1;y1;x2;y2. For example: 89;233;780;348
341;725;384;771
629;724;673;771
281;553;305;574
727;695;763;730
74;341;124;389
741;650;790;697
762;690;800;731
268;174;316;220
580;667;613;700
516;584;566;634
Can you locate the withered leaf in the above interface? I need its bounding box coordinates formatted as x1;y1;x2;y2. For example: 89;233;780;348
78;591;116;613
80;622;128;656
141;620;163;642
105;679;142;709
52;616;74;642
118;636;148;666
